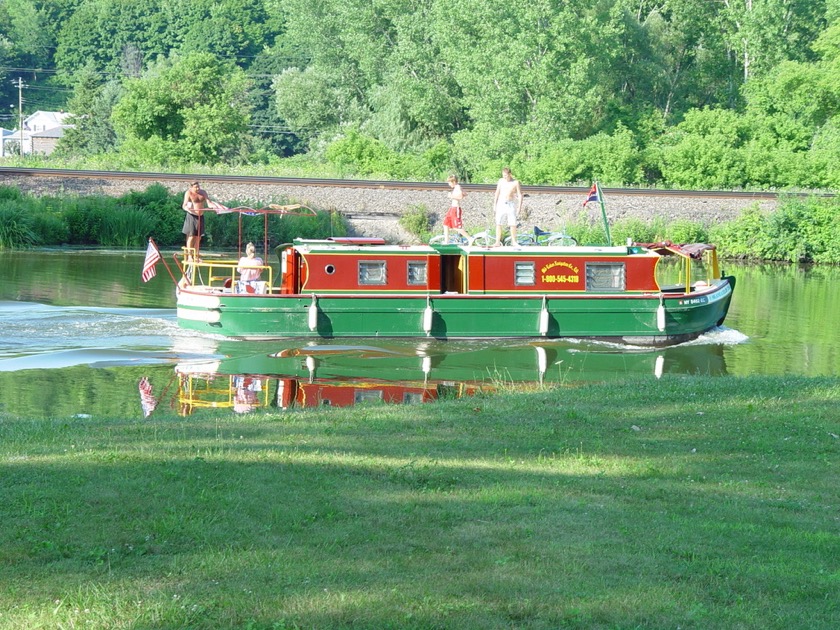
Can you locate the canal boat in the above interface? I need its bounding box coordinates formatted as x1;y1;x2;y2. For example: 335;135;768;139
171;208;735;346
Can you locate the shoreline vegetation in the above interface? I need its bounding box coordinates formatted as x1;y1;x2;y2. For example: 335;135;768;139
2;182;839;264
1;375;837;629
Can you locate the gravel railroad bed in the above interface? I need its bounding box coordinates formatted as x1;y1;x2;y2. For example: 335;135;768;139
4;174;775;244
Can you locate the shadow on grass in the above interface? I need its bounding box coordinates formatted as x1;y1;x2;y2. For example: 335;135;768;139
1;376;838;629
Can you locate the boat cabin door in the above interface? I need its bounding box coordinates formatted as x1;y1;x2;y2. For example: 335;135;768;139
439;254;465;294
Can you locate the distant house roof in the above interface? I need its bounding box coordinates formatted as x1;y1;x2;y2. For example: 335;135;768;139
24;110;73;132
31;127;69;139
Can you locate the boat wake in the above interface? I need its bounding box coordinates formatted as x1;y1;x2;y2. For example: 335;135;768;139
686;326;749;346
0;348;187;371
562;326;748;353
0;301;229;370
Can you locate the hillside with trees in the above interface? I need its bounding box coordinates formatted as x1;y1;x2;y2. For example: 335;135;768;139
2;0;839;189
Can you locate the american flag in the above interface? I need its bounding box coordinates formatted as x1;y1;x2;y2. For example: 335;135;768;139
138;377;158;417
142;239;161;282
583;183;599;207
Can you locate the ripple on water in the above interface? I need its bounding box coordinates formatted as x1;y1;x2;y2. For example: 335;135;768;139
0;301;227;369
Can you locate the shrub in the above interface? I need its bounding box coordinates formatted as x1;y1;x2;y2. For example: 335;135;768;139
399;204;433;241
666;219;709;245
325;129;426;179
61;196;113;244
709;204;771;260
100;206;158;248
567;214;611;246
280;208;348;242
798;196;840;264
762;200;809;262
610;218;657;244
118;184;184;246
0;185;23;202
30;212;70;245
0;202;38;248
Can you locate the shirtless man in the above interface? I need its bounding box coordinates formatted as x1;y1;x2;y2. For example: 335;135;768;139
493;167;522;246
181;181;212;259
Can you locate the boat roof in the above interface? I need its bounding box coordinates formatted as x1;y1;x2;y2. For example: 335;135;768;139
637;241;717;260
210;203;317;217
293;240;650;256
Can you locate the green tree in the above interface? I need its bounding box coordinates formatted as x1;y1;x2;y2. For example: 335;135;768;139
6;0;50;65
653;108;749;188
719;0;827;82
0;0;53;108
111;52;252;164
177;0;273;61
56;63;122;156
248;43;308;157
607;0;738;121
54;0;175;80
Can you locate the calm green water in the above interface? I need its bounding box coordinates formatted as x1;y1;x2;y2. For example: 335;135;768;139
0;250;837;418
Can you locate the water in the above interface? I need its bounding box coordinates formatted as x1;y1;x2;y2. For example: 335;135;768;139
0;250;836;419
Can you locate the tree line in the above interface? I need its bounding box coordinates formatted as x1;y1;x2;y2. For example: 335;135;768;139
2;0;839;190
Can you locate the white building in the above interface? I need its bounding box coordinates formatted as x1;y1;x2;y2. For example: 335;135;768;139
0;110;74;157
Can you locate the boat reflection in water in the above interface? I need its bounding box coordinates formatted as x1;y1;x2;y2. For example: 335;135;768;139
173;335;730;415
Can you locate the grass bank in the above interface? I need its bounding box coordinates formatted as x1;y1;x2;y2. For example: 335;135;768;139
1;376;838;629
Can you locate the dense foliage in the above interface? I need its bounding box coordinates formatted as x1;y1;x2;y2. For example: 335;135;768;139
0;184;346;250
2;1;840;190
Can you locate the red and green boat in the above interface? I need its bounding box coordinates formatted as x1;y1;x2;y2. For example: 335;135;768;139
173;211;734;346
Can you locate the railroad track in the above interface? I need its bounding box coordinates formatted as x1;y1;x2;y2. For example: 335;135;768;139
0;166;796;199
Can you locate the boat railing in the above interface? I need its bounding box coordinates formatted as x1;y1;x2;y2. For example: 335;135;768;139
179;256;275;294
178;374;270;414
646;242;722;294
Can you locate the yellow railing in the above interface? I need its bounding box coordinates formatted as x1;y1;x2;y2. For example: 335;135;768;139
180;253;274;293
657;246;721;294
178;374;270;414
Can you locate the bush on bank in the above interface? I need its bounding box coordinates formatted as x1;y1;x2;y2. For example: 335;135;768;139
0;184;346;251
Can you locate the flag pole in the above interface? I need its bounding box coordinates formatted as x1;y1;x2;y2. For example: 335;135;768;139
149;237;179;285
595;182;612;245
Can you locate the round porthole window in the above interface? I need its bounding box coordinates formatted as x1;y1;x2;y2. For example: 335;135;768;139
325;264;336;275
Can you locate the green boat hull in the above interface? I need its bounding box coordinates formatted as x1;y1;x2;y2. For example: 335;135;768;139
177;277;734;346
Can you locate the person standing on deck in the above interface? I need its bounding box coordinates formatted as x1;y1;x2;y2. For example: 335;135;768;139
442;175;471;243
181;181;214;260
493;167;522;246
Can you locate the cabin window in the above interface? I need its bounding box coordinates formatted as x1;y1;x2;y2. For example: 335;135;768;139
407;260;427;285
355;390;384;404
586;262;626;291
514;261;535;286
358;260;387;285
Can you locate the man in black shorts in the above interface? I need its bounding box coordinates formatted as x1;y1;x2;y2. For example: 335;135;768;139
181;181;213;259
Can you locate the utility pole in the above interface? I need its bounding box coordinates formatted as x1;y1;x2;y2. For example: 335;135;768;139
14;77;26;155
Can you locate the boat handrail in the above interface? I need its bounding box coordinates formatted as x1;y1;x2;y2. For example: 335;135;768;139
642;241;722;294
181;258;274;293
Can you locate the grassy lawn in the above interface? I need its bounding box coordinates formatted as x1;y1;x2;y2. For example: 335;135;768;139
1;376;838;629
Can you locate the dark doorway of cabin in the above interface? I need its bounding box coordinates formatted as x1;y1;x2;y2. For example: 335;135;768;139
440;254;465;294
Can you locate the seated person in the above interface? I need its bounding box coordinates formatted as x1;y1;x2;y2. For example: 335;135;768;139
236;242;264;292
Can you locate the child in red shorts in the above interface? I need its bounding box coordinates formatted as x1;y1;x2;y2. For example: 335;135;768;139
443;175;471;243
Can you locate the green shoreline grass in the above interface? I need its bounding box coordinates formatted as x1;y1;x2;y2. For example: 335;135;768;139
1;376;838;629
